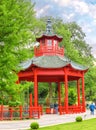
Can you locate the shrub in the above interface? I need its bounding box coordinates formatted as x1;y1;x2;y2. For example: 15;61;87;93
75;116;83;122
30;122;39;130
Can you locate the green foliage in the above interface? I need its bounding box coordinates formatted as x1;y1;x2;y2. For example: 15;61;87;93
40;17;94;66
85;66;96;101
0;0;36;103
68;88;76;105
30;122;39;130
75;116;83;122
8;100;21;107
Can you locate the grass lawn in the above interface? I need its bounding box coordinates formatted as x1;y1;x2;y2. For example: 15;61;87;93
38;118;96;130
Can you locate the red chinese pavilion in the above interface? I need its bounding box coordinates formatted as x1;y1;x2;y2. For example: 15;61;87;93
18;19;88;118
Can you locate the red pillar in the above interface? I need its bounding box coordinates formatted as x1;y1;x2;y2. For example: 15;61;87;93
58;82;61;106
58;82;62;115
34;69;38;107
0;105;3;120
29;93;32;107
77;79;80;106
64;68;68;114
82;72;86;112
20;106;23;120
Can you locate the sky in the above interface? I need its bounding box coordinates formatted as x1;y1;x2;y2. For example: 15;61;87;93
32;0;96;57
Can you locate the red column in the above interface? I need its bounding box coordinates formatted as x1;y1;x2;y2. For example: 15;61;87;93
29;93;32;107
82;72;86;112
34;69;38;107
64;68;68;114
77;79;80;106
58;82;61;106
10;107;13;120
58;82;62;115
0;105;3;120
19;106;22;120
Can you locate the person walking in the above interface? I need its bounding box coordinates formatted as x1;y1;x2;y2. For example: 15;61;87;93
89;102;95;115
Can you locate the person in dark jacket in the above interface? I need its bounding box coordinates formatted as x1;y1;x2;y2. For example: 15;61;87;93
54;102;58;114
89;103;95;115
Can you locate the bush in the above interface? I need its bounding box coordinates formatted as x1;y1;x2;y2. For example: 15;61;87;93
30;122;39;130
75;116;83;122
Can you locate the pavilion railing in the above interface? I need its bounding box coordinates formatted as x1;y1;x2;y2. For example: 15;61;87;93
0;104;85;120
34;45;64;57
0;105;43;120
59;105;84;115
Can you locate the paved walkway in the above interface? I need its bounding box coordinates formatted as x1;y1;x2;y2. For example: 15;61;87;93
0;110;96;130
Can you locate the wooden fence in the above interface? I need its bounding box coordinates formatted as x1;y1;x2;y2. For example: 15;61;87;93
0;105;42;120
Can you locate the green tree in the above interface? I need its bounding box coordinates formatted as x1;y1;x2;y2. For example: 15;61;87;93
66;22;93;65
85;66;96;101
0;0;36;104
68;88;76;105
39;17;94;65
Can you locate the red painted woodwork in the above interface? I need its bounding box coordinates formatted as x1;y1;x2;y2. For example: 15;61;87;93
82;72;86;112
0;105;42;120
18;67;83;79
77;79;80;106
15;20;88;119
34;69;38;107
64;68;68;114
58;82;61;107
29;93;33;107
34;34;64;57
34;44;64;57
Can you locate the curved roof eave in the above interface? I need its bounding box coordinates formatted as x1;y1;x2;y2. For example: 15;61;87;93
70;61;88;71
19;55;88;72
19;59;32;70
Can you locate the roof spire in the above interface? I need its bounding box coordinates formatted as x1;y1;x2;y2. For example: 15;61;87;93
45;18;53;35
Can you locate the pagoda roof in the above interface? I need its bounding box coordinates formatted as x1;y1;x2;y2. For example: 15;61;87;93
36;18;63;42
20;55;88;71
36;34;63;42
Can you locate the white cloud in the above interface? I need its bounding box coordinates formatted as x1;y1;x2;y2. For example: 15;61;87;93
53;0;71;6
82;22;92;33
72;1;89;15
89;4;96;19
91;44;96;58
93;19;96;25
62;13;75;22
36;5;51;17
53;0;89;14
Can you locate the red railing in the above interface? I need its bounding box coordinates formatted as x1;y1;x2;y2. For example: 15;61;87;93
0;105;43;120
34;45;64;57
45;105;84;115
0;105;85;120
59;105;84;115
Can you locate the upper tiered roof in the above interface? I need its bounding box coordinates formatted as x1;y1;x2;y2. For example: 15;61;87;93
34;19;64;57
20;19;88;72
